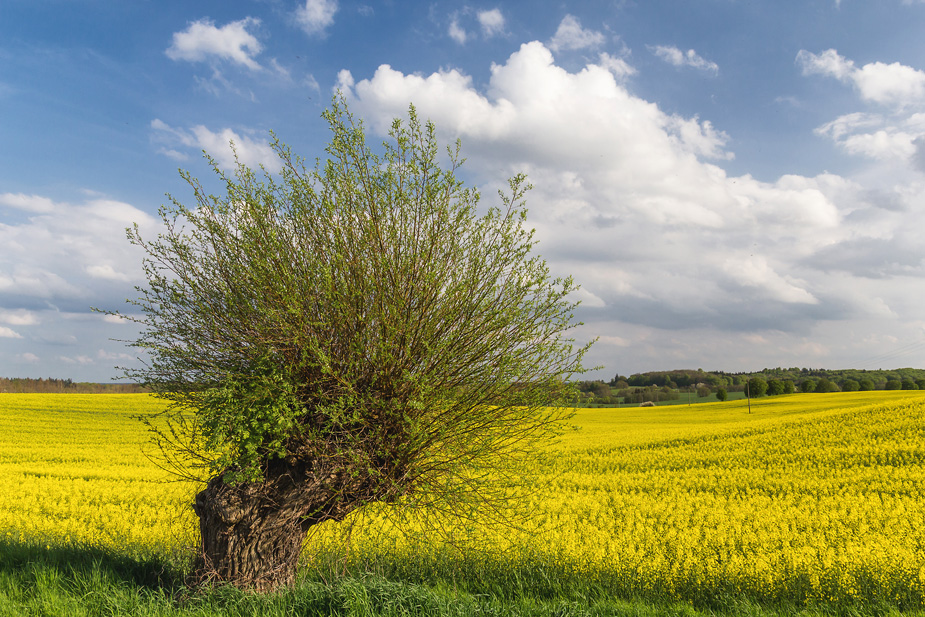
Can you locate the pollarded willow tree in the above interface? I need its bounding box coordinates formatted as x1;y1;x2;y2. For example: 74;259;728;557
118;99;592;591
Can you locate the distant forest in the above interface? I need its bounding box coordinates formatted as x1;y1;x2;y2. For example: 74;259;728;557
0;377;148;394
577;367;925;405
5;367;925;398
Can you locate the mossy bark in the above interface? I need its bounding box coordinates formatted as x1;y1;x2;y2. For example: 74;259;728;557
190;461;361;592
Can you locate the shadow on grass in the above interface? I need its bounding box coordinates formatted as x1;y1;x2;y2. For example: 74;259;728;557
0;539;719;617
1;540;916;617
0;537;186;593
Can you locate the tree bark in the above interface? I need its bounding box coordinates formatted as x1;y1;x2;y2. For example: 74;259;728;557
190;460;364;592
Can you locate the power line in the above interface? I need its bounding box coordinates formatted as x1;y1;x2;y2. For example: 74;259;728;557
853;337;925;370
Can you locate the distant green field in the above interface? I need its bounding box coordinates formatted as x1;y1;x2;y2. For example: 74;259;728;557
581;389;749;407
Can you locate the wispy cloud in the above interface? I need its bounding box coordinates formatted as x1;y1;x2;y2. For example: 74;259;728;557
0;309;39;326
446;8;506;45
0;193;56;214
815;113;918;160
150;119;279;171
477;9;505;37
651;45;719;74
597;52;636;80
448;15;467;44
0;326;22;339
0;194;157;311
548;15;605;52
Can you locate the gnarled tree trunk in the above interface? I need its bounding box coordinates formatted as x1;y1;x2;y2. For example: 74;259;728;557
190;459;370;592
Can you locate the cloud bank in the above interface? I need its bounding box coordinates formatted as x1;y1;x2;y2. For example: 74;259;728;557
335;41;925;372
0;193;157;378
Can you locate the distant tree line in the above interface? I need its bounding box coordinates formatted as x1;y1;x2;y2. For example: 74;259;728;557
715;367;925;394
0;377;149;394
575;380;683;405
574;366;925;405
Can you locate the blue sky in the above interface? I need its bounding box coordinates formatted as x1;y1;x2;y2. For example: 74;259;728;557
2;0;925;382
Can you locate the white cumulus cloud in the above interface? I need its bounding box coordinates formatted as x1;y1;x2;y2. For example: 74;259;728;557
800;50;925;172
295;0;338;36
798;49;925;108
166;18;263;70
797;48;855;81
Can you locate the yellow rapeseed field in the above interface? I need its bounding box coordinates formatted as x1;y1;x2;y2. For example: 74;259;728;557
0;394;197;557
2;391;924;607
540;391;925;605
321;391;925;606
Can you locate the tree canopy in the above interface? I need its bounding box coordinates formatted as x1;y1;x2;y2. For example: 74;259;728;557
746;377;768;397
115;99;592;590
